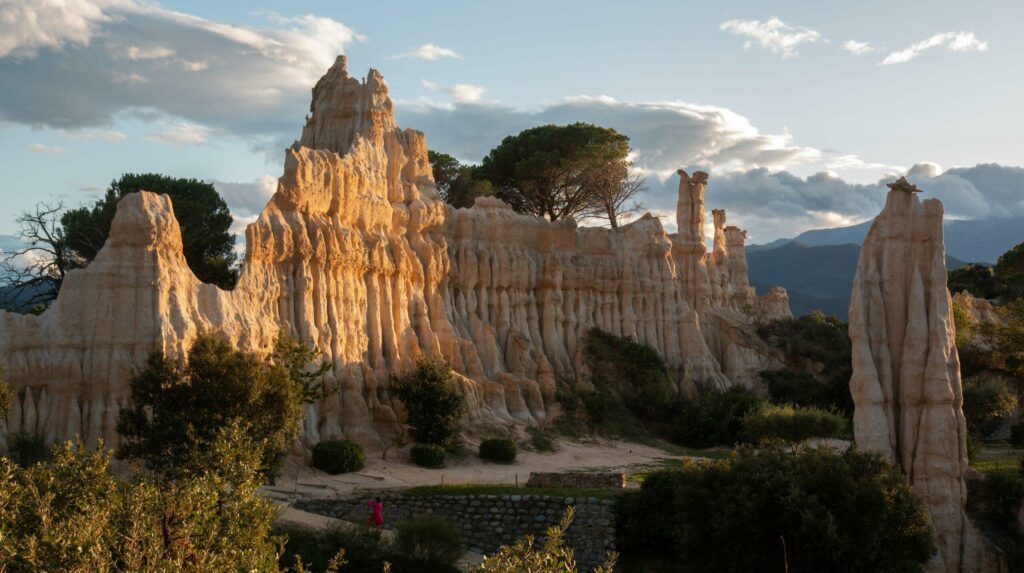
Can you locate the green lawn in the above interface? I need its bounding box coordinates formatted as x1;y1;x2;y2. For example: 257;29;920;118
970;443;1023;477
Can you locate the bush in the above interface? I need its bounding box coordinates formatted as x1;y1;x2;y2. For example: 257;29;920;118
117;332;330;478
479;437;517;463
6;431;50;467
391;357;467;450
0;424;282;572
741;404;848;445
758;312;853;414
671;386;764;448
279;523;389;573
962;376;1018;439
1011;422;1024;448
410;443;446;468
479;507;617;573
583;328;676;421
617;448;936;573
312;439;366;475
393;516;463;572
968;473;1024;532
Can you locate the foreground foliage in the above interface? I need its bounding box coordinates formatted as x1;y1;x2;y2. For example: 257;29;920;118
618;447;936;573
117;332;329;477
962;375;1019;439
0;426;281;572
477;507;617;573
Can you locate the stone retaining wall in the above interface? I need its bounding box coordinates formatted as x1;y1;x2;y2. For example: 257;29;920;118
296;493;617;570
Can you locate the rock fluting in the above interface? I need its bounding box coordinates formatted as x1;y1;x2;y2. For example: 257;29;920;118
849;177;1003;573
0;56;789;450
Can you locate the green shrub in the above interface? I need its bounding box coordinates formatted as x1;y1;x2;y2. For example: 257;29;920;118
741;404;848;445
479;437;517;463
0;424;282;572
117;332;329;478
393;515;463;572
312;439;366;475
962;375;1018;439
757;312;853;414
6;431;50;467
617;448;936;573
479;507;616;573
1010;422;1024;448
279;523;388;573
583;328;676;421
671;386;764;448
526;425;557;452
391;357;467;450
968;473;1024;532
410;443;446;468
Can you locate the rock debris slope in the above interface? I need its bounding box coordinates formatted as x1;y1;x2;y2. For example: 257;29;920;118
1;56;789;450
849;178;1003;573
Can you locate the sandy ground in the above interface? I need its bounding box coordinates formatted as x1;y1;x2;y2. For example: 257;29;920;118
262;438;678;503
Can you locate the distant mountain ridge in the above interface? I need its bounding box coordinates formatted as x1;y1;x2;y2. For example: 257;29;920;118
748;242;966;319
750;216;1024;264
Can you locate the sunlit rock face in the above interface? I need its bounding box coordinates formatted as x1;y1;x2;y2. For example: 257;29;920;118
849;178;1004;573
0;56;789;450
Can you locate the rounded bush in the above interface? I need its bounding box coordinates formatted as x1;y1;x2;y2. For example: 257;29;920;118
741;404;848;445
478;437;517;463
394;516;463;571
410;444;446;468
312;439;365;475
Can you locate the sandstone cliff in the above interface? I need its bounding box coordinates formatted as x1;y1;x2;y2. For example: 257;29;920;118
849;177;1004;573
0;56;789;450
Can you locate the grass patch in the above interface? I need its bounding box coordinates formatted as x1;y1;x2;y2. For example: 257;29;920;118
403;483;622;499
970;443;1024;477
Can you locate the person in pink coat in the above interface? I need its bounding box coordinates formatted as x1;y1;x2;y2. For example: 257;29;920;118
367;496;384;528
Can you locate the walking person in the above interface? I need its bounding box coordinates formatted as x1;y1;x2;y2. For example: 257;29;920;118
367;496;384;528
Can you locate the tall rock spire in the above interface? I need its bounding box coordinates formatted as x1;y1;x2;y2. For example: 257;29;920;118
849;176;1002;573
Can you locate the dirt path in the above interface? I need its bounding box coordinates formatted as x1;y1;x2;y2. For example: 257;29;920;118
263;438;677;502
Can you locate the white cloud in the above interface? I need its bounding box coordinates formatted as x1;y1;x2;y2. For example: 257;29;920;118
0;1;365;141
842;40;878;55
881;31;988;65
719;17;821;58
28;143;65;154
144;122;210;145
214;175;277;216
391;43;462;60
0;0;127;58
421;79;486;103
61;128;127;141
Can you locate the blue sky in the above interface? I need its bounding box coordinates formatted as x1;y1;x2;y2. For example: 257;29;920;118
1;0;1021;242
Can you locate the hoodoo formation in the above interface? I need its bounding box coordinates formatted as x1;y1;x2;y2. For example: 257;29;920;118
0;56;790;450
849;177;1003;572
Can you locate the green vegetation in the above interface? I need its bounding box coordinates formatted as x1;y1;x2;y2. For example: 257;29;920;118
391;357;467;451
62;173;239;289
410;443;447;468
478;507;617;573
404;483;622;500
474;123;643;227
117;332;329;477
0;425;281;572
995;242;1024;299
427;150;494;209
5;431;50;468
479;437;518;463
741;404;849;446
948;263;1004;300
393;516;463;572
757;311;854;414
671;386;763;448
278;524;387;573
617;447;936;573
962;376;1018;439
312;439;366;475
583;328;675;421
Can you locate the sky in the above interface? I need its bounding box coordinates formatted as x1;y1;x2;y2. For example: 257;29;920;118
0;0;1021;244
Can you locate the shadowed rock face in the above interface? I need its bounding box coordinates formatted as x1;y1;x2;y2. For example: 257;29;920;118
0;57;789;451
849;179;1003;573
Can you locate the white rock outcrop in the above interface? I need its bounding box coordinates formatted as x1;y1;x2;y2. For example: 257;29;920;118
849;178;1004;573
1;56;789;450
